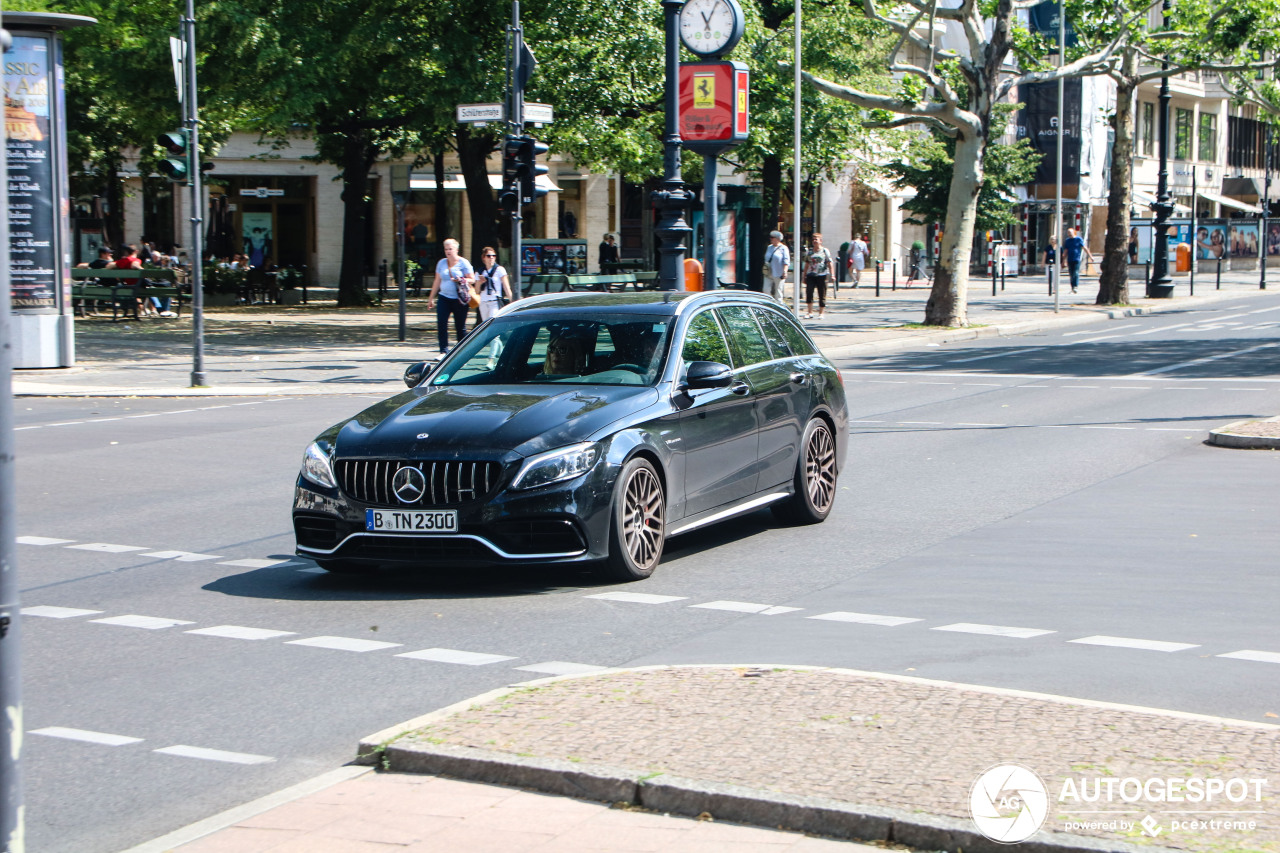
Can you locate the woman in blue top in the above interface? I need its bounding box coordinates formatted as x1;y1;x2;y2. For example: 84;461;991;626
427;238;475;354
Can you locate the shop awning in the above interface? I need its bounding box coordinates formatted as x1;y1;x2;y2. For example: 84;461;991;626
408;174;562;193
1133;190;1191;214
1196;189;1262;214
1221;176;1261;198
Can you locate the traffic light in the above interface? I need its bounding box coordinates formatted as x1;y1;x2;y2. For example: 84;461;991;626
500;135;525;215
156;130;191;182
519;137;550;205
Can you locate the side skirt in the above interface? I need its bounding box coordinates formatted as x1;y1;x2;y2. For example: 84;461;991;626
666;490;792;538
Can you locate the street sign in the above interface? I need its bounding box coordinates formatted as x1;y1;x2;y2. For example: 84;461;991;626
457;103;505;123
169;36;185;108
524;102;554;124
456;102;554;124
678;61;749;153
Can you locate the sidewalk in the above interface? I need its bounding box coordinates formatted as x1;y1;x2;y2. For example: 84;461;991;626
150;665;1280;853
15;270;1279;398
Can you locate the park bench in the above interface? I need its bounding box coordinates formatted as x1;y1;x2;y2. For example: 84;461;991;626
71;268;188;321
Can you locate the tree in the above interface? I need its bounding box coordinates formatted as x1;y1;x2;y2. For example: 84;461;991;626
1070;0;1280;305
802;0;1127;326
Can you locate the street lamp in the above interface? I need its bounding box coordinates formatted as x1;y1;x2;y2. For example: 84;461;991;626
1147;0;1175;298
655;0;691;290
390;165;410;341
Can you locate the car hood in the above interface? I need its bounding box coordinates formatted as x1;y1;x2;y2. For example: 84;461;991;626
334;384;661;459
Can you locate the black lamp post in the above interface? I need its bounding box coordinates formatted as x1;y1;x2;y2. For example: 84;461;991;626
654;0;690;290
1262;124;1271;290
1147;0;1175;298
390;165;410;341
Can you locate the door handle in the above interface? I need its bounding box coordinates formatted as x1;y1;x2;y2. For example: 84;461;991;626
789;372;808;385
730;381;750;396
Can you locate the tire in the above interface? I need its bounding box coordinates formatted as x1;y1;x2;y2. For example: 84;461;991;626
314;559;378;575
773;418;838;525
601;457;666;581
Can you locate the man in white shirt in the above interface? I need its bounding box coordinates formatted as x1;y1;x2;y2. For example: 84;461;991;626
763;230;790;303
849;234;869;288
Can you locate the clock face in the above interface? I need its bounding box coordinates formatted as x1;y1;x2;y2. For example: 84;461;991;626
679;0;742;57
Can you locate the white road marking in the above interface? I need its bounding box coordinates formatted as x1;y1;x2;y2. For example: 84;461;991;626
1135;343;1277;376
91;615;196;630
185;626;297;641
1060;385;1100;389
898;421;942;425
849;419;886;423
219;558;302;569
1110;386;1149;389
154;745;274;765
66;543;149;553
1217;650;1280;664
760;606;803;615
1063;324;1140;336
396;648;516;665
31;727;142;746
87;417;121;422
962;383;1004;387
933;622;1056;639
808;611;922;627
690;600;787;614
1132;320;1203;336
1070;635;1199;653
285;636;402;653
949;347;1047;362
1069;334;1126;343
16;536;74;546
585;592;688;604
1080;426;1136;430
142;551;224;562
955;423;1007;427
47;421;85;427
514;661;609;676
21;606;102;619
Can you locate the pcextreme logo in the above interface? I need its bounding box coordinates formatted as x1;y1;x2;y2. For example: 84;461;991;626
969;764;1050;844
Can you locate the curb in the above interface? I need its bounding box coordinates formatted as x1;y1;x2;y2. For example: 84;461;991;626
357;664;1277;853
1208;416;1280;450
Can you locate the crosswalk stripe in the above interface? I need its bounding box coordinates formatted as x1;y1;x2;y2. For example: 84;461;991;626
1069;635;1199;653
933;623;1055;639
22;606;102;619
396;648;516;665
154;745;274;765
286;636;402;653
186;626;296;641
31;727;142;746
585;592;688;604
808;611;922;627
90;615;196;630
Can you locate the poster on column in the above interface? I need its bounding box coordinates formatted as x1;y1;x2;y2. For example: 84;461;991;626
242;212;273;266
7;34;57;310
1226;221;1259;258
691;209;739;284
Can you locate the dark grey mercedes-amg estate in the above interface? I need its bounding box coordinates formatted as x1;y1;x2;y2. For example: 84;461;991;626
293;290;848;581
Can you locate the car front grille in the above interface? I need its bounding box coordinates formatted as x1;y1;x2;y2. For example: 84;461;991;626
336;459;504;507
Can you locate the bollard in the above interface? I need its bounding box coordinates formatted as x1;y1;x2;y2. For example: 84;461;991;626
992;256;998;296
1000;257;1006;291
1216;256;1223;290
379;260;388;298
892;258;897;291
875;260;881;297
1047;265;1053;296
1145;261;1150;290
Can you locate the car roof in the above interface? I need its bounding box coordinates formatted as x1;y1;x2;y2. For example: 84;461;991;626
502;290;779;317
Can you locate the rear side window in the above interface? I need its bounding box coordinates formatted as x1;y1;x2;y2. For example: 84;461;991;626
753;307;795;358
761;308;817;356
717;306;772;367
681;311;732;365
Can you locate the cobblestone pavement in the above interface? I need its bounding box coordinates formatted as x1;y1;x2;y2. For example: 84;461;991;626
396;667;1280;853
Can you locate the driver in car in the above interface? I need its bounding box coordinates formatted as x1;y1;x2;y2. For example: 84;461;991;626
541;333;588;376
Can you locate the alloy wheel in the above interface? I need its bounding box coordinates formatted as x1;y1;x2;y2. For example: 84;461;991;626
805;423;837;513
622;466;664;569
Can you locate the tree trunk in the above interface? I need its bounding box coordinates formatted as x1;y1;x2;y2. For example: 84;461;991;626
433;149;448;255
337;128;376;306
1098;51;1139;305
761;154;782;235
926;130;985;326
456;124;500;262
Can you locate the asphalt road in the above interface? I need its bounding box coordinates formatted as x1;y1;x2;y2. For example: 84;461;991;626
14;294;1280;852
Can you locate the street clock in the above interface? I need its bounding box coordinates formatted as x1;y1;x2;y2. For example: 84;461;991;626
679;0;745;58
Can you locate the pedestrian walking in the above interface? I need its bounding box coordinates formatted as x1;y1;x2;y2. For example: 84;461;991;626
763;230;790;303
848;233;869;288
803;232;835;320
474;246;511;322
1063;227;1093;293
427;238;475;355
1044;236;1057;291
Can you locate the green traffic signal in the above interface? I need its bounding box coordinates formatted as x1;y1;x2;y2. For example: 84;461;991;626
156;130;190;182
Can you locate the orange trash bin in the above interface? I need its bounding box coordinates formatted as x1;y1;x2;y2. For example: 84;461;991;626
684;257;704;291
1176;242;1191;272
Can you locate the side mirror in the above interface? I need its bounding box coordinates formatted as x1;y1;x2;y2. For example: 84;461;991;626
403;361;429;388
684;360;733;390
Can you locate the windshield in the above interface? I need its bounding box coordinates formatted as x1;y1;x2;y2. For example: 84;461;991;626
430;313;673;387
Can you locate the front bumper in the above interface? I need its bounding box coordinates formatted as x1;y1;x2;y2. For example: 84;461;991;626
293;462;616;566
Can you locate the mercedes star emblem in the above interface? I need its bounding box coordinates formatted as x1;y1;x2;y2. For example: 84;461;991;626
391;465;427;504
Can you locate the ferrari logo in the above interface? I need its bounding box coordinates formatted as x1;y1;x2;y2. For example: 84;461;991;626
693;73;715;109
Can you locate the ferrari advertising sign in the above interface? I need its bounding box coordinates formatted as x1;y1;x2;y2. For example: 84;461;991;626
679;61;749;153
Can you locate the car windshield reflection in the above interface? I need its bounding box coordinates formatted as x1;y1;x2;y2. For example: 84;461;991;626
431;313;673;387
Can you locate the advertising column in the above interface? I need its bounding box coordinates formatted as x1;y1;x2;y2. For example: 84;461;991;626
5;13;95;368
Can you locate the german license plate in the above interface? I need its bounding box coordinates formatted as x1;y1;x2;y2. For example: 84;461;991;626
365;509;458;533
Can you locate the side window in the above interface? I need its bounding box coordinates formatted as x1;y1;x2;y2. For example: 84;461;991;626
763;309;817;356
753;307;794;359
681;311;732;365
717;305;772;367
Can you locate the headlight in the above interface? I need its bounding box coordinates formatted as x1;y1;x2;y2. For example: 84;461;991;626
300;441;337;489
510;442;599;490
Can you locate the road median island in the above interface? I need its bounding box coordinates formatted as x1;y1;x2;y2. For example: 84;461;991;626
358;666;1279;853
1208;416;1280;450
